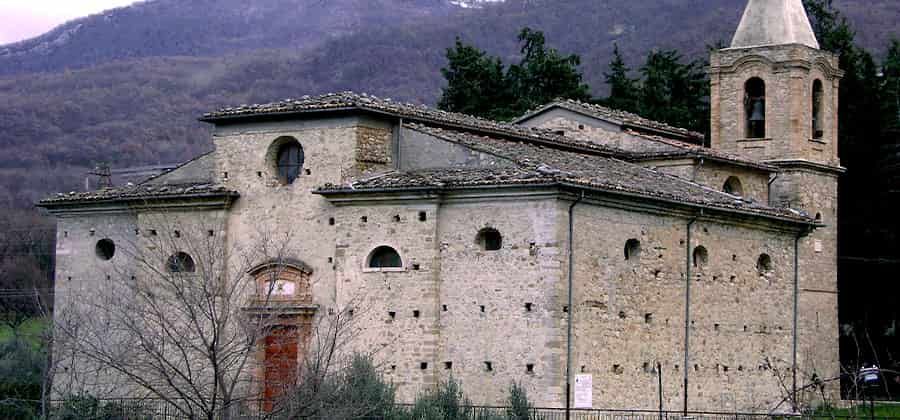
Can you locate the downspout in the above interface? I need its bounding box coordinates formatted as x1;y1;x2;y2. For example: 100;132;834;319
792;226;811;412
683;212;700;417
565;191;584;420
768;173;780;206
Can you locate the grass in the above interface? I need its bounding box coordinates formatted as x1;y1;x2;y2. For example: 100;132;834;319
0;317;47;348
816;403;900;418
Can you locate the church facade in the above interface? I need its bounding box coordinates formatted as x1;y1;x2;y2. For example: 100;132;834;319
40;0;843;413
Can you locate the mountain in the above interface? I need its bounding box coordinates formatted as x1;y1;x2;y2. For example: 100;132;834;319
1;0;898;206
0;0;456;76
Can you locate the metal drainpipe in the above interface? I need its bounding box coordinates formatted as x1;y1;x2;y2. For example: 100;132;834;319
683;213;700;417
792;227;810;412
565;191;584;420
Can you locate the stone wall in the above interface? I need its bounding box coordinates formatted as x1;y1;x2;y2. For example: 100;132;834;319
569;201;795;412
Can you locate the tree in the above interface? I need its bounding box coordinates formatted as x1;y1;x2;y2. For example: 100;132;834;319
438;28;591;121
507;27;592;114
601;44;639;113
438;38;513;121
637;49;709;135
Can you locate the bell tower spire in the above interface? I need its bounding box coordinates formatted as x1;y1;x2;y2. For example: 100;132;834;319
731;0;819;49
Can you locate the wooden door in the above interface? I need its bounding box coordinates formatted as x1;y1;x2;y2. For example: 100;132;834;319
263;326;299;410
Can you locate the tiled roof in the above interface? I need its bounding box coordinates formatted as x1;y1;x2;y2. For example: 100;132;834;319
38;182;237;206
318;124;811;223
200;91;625;156
515;99;705;141
623;130;776;171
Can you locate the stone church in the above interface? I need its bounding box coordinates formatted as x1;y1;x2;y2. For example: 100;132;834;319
40;0;843;413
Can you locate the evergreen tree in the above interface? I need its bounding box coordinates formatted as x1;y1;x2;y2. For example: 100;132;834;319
508;27;592;113
603;44;639;113
438;29;590;121
881;40;900;143
637;49;709;135
438;38;512;121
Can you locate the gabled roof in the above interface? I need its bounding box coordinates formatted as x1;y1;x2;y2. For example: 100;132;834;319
318;123;812;224
200;91;623;157
730;0;819;49
514;99;705;142
623;131;776;172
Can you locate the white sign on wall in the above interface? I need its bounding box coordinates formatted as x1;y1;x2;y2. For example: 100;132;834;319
574;374;593;409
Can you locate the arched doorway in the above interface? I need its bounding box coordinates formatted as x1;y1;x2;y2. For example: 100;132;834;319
246;259;317;412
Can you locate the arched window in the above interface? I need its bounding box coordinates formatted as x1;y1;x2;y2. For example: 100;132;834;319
273;137;304;185
723;176;744;196
624;239;641;261
95;239;115;261
757;254;773;275
745;78;766;138
476;228;503;251
812;80;824;139
692;246;709;268
368;246;402;269
167;252;196;273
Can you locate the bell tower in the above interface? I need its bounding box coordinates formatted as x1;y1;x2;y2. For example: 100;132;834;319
710;0;842;167
710;0;844;403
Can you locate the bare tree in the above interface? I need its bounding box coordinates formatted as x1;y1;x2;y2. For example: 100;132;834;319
54;211;335;420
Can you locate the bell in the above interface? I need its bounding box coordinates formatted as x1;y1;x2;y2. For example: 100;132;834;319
749;98;765;122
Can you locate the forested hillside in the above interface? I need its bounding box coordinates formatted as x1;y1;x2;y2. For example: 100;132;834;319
0;0;898;205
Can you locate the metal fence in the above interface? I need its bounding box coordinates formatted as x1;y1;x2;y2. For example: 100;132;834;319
42;399;900;420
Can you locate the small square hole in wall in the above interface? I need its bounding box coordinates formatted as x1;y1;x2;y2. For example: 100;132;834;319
484;361;493;372
412;263;421;271
150;229;158;236
63;231;68;238
207;230;215;237
444;362;453;370
420;362;428;370
612;364;623;375
223;172;229;179
714;323;720;331
390;365;397;372
134;229;140;235
442;304;448;312
526;364;535;373
393;215;401;223
643;362;651;373
328;217;335;226
174;230;181;238
563;305;569;313
743;325;748;332
67;277;72;282
305;169;311;175
361;216;368;223
328;257;333;264
257;171;263;178
644;313;653;324
131;276;136;281
618;311;627;319
580;365;587;373
388;311;396;319
418;212;427;222
480;305;485;313
413;310;420;318
348;309;354;316
106;275;111;280
525;302;533;312
578;124;585;130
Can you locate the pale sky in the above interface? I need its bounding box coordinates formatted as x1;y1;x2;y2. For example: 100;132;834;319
0;0;140;44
